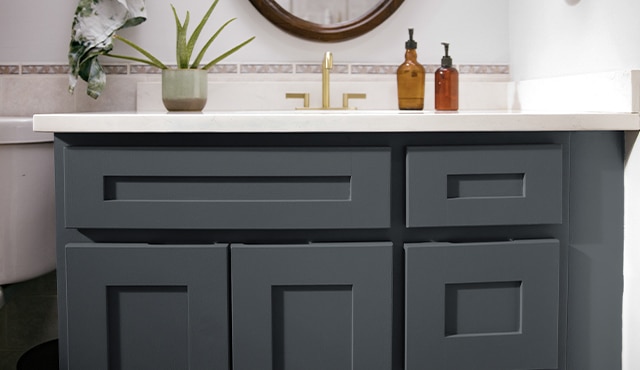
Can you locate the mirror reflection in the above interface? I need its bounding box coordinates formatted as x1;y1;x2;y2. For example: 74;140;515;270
274;0;381;25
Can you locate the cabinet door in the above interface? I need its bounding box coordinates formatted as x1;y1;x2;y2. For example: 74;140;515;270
231;242;393;370
405;239;559;370
65;243;229;370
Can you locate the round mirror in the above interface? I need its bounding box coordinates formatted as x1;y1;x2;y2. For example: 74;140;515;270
249;0;404;42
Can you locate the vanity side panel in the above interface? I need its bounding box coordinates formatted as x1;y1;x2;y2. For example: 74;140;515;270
567;132;624;370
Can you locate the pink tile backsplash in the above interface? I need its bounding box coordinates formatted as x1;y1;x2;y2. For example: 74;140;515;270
0;63;509;75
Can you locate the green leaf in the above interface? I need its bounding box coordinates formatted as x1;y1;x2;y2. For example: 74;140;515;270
171;4;190;68
111;34;168;69
201;36;255;70
190;17;235;68
185;0;220;68
104;53;166;70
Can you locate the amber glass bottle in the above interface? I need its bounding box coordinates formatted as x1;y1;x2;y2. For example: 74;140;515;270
435;42;459;111
397;29;425;110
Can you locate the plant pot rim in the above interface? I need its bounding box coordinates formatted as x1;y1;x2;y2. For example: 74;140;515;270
162;68;209;72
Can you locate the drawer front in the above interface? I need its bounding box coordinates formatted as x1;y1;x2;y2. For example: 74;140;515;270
405;239;560;370
64;147;390;229
406;144;562;227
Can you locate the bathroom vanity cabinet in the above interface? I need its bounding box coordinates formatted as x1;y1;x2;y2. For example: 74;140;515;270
51;129;624;370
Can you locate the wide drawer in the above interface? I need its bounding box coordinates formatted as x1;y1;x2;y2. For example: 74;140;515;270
406;144;562;227
63;147;391;229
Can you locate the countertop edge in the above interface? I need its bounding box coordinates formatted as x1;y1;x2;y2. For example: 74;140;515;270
32;112;640;133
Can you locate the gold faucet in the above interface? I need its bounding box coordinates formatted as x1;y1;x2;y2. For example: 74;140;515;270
285;52;367;110
322;51;333;109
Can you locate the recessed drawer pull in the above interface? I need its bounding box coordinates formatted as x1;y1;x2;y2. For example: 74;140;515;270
447;173;525;199
103;176;352;201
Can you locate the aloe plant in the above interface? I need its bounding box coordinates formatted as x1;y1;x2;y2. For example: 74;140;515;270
107;0;255;70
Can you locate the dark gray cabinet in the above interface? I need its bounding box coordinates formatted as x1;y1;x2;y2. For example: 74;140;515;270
405;239;560;370
65;244;229;370
231;242;393;370
54;131;624;370
406;144;563;227
63;147;391;229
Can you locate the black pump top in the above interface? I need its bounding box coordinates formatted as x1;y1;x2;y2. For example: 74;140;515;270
440;42;453;68
405;28;417;49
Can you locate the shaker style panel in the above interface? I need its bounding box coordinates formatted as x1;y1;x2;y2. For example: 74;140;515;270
405;239;560;370
231;242;393;370
406;145;562;227
64;243;229;370
63;146;391;229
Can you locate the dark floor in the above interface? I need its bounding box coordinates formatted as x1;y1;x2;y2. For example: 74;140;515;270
0;271;58;370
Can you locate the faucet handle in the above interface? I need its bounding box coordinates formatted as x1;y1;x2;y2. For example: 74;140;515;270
285;93;310;109
342;93;367;109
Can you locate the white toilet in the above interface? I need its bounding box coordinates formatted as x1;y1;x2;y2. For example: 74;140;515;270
0;117;56;308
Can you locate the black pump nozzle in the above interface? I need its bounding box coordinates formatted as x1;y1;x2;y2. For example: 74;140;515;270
441;42;453;68
405;28;417;49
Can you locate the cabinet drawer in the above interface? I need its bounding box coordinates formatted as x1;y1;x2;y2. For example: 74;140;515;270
406;144;562;227
63;147;391;229
405;239;559;370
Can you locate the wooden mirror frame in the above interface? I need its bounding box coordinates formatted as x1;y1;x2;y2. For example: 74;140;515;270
249;0;404;42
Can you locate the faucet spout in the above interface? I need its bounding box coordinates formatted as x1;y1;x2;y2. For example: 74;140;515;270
322;51;333;109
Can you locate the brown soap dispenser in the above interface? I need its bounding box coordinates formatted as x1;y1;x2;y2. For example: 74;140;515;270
397;29;425;110
435;42;459;111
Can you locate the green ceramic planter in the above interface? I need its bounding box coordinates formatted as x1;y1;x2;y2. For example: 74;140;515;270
162;69;208;111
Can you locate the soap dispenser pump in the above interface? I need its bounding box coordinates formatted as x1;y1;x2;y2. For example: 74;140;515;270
435;42;459;111
397;28;425;110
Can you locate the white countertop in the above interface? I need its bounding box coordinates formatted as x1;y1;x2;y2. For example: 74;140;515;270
33;111;640;133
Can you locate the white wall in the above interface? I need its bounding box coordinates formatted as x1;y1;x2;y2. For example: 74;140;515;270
509;0;640;81
0;0;509;65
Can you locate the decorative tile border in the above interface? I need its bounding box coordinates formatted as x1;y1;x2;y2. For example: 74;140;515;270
0;65;20;74
458;64;510;74
0;63;510;75
209;64;238;74
350;64;398;74
103;64;128;75
21;64;69;74
296;64;349;74
130;64;162;74
240;64;294;74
